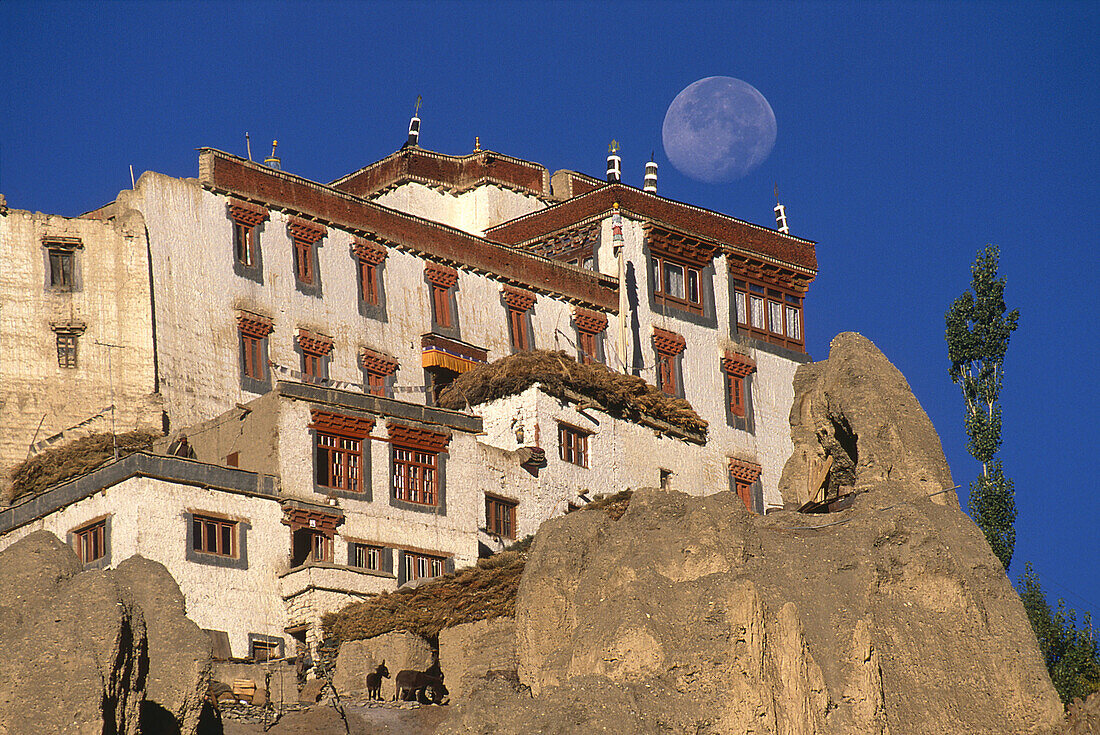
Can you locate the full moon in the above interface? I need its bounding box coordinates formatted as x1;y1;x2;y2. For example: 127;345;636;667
662;77;777;183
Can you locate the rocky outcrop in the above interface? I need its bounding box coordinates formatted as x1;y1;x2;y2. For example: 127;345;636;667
332;631;433;697
0;531;146;734
1065;691;1100;734
0;532;217;735
440;333;1063;735
113;555;214;735
779;331;955;508
438;617;517;701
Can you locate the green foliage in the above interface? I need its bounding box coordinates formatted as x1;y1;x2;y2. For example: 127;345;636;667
945;244;1019;570
1018;564;1100;704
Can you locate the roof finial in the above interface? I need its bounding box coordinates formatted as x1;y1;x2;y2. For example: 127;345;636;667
474;136;481;152
407;96;422;147
773;182;789;234
264;140;281;170
644;151;658;193
606;139;622;183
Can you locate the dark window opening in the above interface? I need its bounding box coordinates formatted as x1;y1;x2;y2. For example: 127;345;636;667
486;495;517;539
74;519;106;564
558;423;590;468
192;515;237;557
48;249;74;290
393;446;439;505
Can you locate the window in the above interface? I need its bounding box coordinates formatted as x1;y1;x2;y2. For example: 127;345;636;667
503;287;536;353
722;352;756;427
296;330;333;383
310;532;331;563
311;410;373;497
49;249;75;290
486;495;518;539
354;239;388;319
237;312;273;390
360;349;398;397
406;551;446;581
73;519;106;565
57;332;79;369
393;447;439;505
350;542;382;571
573;309;608;365
729;458;762;513
360;260;379;304
228;201;268;280
425;264;459;332
728;372;745;416
652;254;702;314
192;515;238;557
558;423;590;468
249;635;283;663
732;277;804;350
287;218;326;293
233;222;255;266
652;328;687;398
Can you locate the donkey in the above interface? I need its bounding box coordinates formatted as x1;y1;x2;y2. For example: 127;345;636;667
365;660;390;701
393;669;448;704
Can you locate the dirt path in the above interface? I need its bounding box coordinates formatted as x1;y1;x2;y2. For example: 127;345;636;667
222;701;452;735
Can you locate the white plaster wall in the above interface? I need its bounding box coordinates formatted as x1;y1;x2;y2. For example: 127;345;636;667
0;476;288;658
0;208;162;494
370;181;546;236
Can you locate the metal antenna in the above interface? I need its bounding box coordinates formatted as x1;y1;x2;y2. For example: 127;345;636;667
246;132;253;161
414;95;422;116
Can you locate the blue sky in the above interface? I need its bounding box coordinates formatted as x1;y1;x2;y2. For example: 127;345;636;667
2;1;1096;619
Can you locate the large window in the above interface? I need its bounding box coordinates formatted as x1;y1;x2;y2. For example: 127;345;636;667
486;495;518;539
393;447;439;505
316;433;362;493
558;423;590;468
652;255;702;315
192;515;238;558
732;278;804;350
406;551;446;581
73;519;107;565
349;542;382;571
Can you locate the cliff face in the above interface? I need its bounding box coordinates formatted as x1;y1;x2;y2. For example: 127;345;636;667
440;333;1063;735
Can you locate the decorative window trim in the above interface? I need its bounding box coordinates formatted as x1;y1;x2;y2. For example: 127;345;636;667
652;328;686;398
296;329;334;382
722;351;757;429
185;511;249;569
228;200;268;283
558;422;590;468
388;422;449;515
729;458;763;514
426;264;460;338
51;322;86;370
424;262;458;289
238;312;274;393
503;287;536;353
360;348;399;397
353;237;388;320
573;308;608;364
43;237;83;293
288;217;326;296
311;409;373;499
68;515;111;569
730;269;805;352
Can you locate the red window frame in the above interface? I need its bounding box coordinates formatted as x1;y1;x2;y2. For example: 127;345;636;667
558;423;589;468
316;432;363;493
508;307;530;351
393;446;439;505
657;352;677;395
578;330;597;364
293;239;314;284
74;519;106;564
310;531;332;563
734;477;753;511
728;372;745;416
350;542;382;570
732;278;804;351
366;370;387;396
486;495;518;539
407;551;446;581
192;515;237;557
651;254;703;315
242;333;265;380
233;222;255;266
302;351;324;380
360;260;379;305
431;284;452;328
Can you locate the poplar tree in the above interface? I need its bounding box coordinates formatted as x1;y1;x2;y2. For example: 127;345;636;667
945;245;1019;570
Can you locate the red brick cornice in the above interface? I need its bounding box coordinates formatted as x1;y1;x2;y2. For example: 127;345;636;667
228;199;269;227
502;286;536;312
425;263;458;289
721;351;756;378
352;237;387;265
296;329;333;356
387;422;450;452
287;217;327;244
652;327;687;356
360;348;399;376
236;311;274;338
309;409;374;437
573;308;608;334
728;458;762;483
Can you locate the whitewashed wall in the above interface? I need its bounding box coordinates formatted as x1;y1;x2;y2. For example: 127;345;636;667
369;181;546;236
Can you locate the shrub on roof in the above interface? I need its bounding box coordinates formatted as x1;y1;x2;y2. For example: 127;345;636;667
437;350;707;434
7;430;161;503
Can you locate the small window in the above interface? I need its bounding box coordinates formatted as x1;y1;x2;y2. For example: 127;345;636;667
57;332;79;369
73;519;106;565
241;334;265;381
250;637;281;663
406;551;446;581
651;254;702;314
302;351;325;380
316;433;363;493
431;284;452;328
508;306;530;351
657;351;677;395
48;249;75;290
233;222;255;266
734;477;753;511
192;515;238;557
728;372;746;417
350;542;382;571
360;260;379;305
558;423;590;468
294;239;314;284
486;495;518;539
393;446;439;505
366;371;386;396
578;330;598;364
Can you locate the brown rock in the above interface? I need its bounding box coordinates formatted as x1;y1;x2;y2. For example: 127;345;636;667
332;631;433;697
0;531;146;735
298;679;325;704
438;617;516;701
444;333;1063;735
114;555;213;735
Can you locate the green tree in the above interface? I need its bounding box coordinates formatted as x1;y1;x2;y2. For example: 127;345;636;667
945;244;1019;570
1018;564;1100;704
